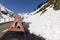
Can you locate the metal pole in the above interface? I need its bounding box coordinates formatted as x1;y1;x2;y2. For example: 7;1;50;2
4;18;5;22
24;30;27;40
0;4;1;18
0;4;1;13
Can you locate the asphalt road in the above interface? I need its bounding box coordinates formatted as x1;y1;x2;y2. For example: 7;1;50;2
0;31;45;40
0;31;26;40
0;22;11;38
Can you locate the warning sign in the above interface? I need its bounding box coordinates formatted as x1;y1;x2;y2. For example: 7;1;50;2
8;15;24;32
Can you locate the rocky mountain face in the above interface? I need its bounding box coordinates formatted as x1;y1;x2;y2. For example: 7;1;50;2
36;0;60;13
54;0;60;10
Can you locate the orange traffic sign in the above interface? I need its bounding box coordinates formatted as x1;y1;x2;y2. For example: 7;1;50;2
8;15;24;32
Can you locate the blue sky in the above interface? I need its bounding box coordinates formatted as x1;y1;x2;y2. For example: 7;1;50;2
0;0;46;14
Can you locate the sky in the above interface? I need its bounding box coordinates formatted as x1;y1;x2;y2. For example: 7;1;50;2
0;0;46;14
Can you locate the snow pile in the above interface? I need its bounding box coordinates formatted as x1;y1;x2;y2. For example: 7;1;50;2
24;5;60;40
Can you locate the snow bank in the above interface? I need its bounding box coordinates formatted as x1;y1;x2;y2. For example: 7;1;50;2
0;18;14;23
0;13;14;23
24;6;60;40
0;19;4;23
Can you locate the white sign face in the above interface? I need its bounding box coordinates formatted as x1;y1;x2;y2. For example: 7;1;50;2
12;21;20;29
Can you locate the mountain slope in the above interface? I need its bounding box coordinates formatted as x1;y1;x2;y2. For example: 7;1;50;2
0;4;15;23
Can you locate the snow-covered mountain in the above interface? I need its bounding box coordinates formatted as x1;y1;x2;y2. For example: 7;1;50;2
24;0;60;40
0;4;16;23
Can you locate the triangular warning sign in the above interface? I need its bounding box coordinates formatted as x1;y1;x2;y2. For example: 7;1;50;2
8;15;24;32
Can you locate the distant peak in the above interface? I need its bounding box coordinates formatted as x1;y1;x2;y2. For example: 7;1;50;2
0;4;3;6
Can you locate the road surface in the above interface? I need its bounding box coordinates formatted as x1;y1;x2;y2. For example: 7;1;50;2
0;22;11;38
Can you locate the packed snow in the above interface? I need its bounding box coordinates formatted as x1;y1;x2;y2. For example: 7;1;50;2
23;5;60;40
